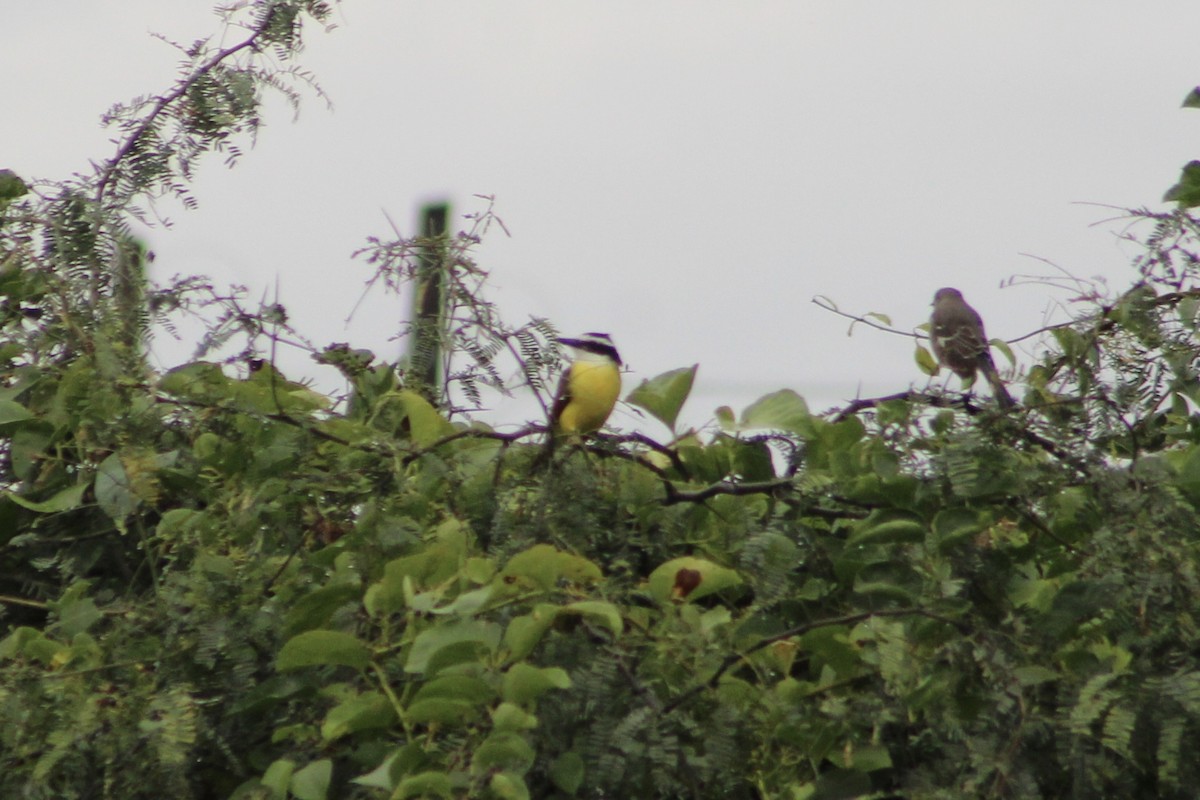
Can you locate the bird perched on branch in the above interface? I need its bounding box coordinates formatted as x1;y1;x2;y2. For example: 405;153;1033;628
929;287;1015;409
536;332;622;467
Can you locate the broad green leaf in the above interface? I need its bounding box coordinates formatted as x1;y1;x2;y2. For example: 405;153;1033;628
932;508;985;551
1164;160;1200;208
159;361;231;402
498;545;603;593
397;389;454;446
488;772;531;800
286;583;362;636
625;365;697;431
847;743;893;772
277;630;371;671
502;663;572;705
492;702;539;732
9;424;52;483
740;389;810;434
647;557;742;603
50;581;101;638
261;759;295;800
95;453;137;523
471;731;537;775
502;604;559;661
914;343;939;376
394;772;454;799
549;751;585;795
243;366;330;414
321;691;397;741
5;483;87;514
1014;665;1060;686
405;698;481;726
561;600;623;637
429;585;494;617
846;510;926;547
0;399;33;429
990;337;1015;367
0;627;65;665
404;619;501;675
412;674;496;705
352;745;431;792
290;759;332;800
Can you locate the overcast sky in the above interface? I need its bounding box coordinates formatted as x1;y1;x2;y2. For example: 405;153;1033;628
8;2;1200;434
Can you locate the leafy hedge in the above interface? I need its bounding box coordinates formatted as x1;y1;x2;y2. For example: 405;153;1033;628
6;3;1200;799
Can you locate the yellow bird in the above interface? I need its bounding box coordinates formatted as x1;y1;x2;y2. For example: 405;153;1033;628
550;332;623;435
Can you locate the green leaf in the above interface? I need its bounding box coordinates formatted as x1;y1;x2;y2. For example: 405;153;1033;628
394;772;454;799
492;702;539;732
50;581;101;638
0;399;33;430
931;508;986;551
5;483;87;514
95;453;138;523
276;630;371;671
561;600;623;637
404;697;481;726
549;751;585;795
290;759;332;800
498;545;603;593
914;343;939;376
261;759;295;800
352;745;431;792
647;557;742;603
159;361;232;402
990;337;1015;367
286;583;363;636
847;743;892;772
417;673;496;700
502;663;572;704
1183;86;1200;108
1164;160;1200;208
740;389;810;434
471;731;537;775
502;604;559;661
404;619;501;675
321;692;397;741
1014;665;1060;686
847;510;926;547
397;389;454;445
625;365;697;431
488;772;531;800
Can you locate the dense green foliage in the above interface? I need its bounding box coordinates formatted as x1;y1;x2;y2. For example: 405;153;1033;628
7;4;1200;798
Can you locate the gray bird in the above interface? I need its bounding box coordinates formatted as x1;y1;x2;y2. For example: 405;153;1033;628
929;287;1015;409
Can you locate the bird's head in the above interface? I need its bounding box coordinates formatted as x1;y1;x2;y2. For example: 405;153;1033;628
933;287;965;306
557;332;622;366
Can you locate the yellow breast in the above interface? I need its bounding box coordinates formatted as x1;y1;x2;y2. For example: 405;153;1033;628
556;361;621;435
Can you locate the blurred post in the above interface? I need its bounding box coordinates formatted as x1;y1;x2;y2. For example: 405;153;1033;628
408;201;450;405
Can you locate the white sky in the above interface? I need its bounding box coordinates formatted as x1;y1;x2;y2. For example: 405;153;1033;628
7;2;1200;434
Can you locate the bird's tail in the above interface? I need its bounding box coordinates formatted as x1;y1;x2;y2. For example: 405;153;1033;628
981;359;1016;409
